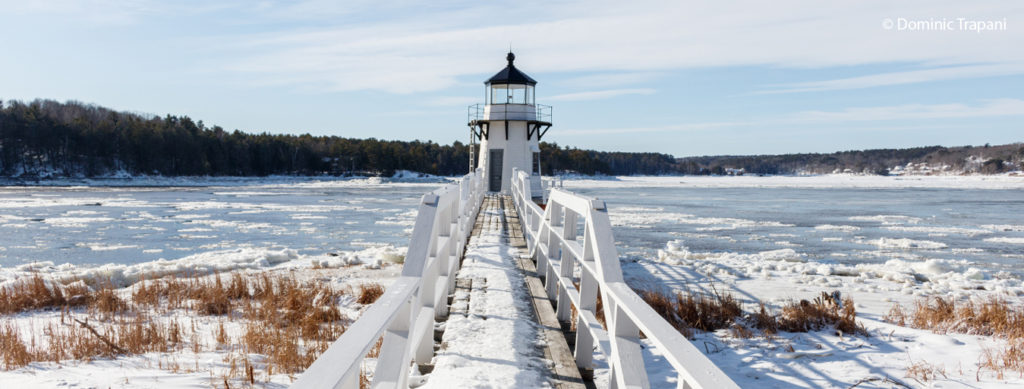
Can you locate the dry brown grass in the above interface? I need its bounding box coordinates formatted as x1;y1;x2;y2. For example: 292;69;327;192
638;288;694;338
979;339;1024;380
356;283;384;305
886;296;1024;377
215;321;229;349
359;369;370;389
675;288;743;332
638;287;742;337
884;303;907;327
2;311;186;368
366;336;384;358
238;274;348;375
750;302;779;335
0;275;90;314
91;288;128;316
776;292;866;336
886;296;1024;338
0;271;351;379
729;323;754;339
635;287;867;339
906;359;947;383
0;322;33;369
197;276;231;316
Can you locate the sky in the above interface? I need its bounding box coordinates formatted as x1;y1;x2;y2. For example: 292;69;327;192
0;0;1022;157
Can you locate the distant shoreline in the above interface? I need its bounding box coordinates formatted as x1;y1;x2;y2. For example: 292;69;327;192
2;172;1022;189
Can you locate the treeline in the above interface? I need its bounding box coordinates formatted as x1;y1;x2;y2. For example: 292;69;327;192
0;99;480;177
542;149;678;175
679;144;1024;175
1;99;1020;178
0;99;628;177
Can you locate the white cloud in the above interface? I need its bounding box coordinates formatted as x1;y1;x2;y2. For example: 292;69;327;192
558;72;666;88
0;0;233;24
559;122;750;136
7;0;1023;95
790;98;1024;122
422;96;480;107
219;0;1024;93
547;88;655;102
758;63;1024;94
559;99;1024;135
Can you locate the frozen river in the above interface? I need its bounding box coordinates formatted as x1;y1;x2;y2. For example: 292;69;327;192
1;175;1022;286
0;179;437;270
568;180;1024;278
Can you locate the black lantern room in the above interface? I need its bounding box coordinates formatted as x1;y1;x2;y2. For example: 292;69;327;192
485;52;537;105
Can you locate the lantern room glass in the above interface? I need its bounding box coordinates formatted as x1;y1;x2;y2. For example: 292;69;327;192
488;84;534;105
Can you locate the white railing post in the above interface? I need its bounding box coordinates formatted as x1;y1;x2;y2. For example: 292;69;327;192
295;170;488;389
555;209;578;322
372;294;416;388
413;198;442;368
535;206;551;286
544;202;562;299
575;267;597;369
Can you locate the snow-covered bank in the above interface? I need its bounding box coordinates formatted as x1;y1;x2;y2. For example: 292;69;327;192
562;174;1024;189
6;173;1023;189
642;240;1021;314
0;256;402;388
617;239;1023;387
0;173;453;187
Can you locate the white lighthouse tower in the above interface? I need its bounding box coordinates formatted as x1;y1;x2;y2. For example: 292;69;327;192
468;52;552;195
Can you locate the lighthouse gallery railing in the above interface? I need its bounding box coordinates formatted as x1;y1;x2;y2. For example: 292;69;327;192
511;169;739;389
467;103;552;123
293;169;485;389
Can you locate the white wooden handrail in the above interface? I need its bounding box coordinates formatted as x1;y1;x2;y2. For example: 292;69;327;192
510;169;739;389
294;168;485;389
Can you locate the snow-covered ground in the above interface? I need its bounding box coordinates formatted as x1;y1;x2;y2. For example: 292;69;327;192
1;174;1022;388
560;173;1024;190
0;258;402;388
617;241;1022;388
0;174;452;187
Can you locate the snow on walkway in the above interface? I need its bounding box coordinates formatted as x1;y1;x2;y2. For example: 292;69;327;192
420;200;550;389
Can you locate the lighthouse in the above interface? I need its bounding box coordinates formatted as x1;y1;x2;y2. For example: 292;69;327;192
468;52;552;195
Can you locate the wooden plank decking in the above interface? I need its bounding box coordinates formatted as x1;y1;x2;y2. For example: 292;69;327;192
499;195;589;389
420;195;586;388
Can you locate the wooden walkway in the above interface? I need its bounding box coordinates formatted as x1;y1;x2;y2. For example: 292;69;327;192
421;195;586;388
499;195;591;389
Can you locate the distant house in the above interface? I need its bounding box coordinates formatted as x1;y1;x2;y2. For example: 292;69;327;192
725;168;745;176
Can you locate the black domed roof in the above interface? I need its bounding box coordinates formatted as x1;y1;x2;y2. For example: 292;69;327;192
486;52;537;85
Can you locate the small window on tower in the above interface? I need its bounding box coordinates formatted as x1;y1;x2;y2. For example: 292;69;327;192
532;152;540;174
